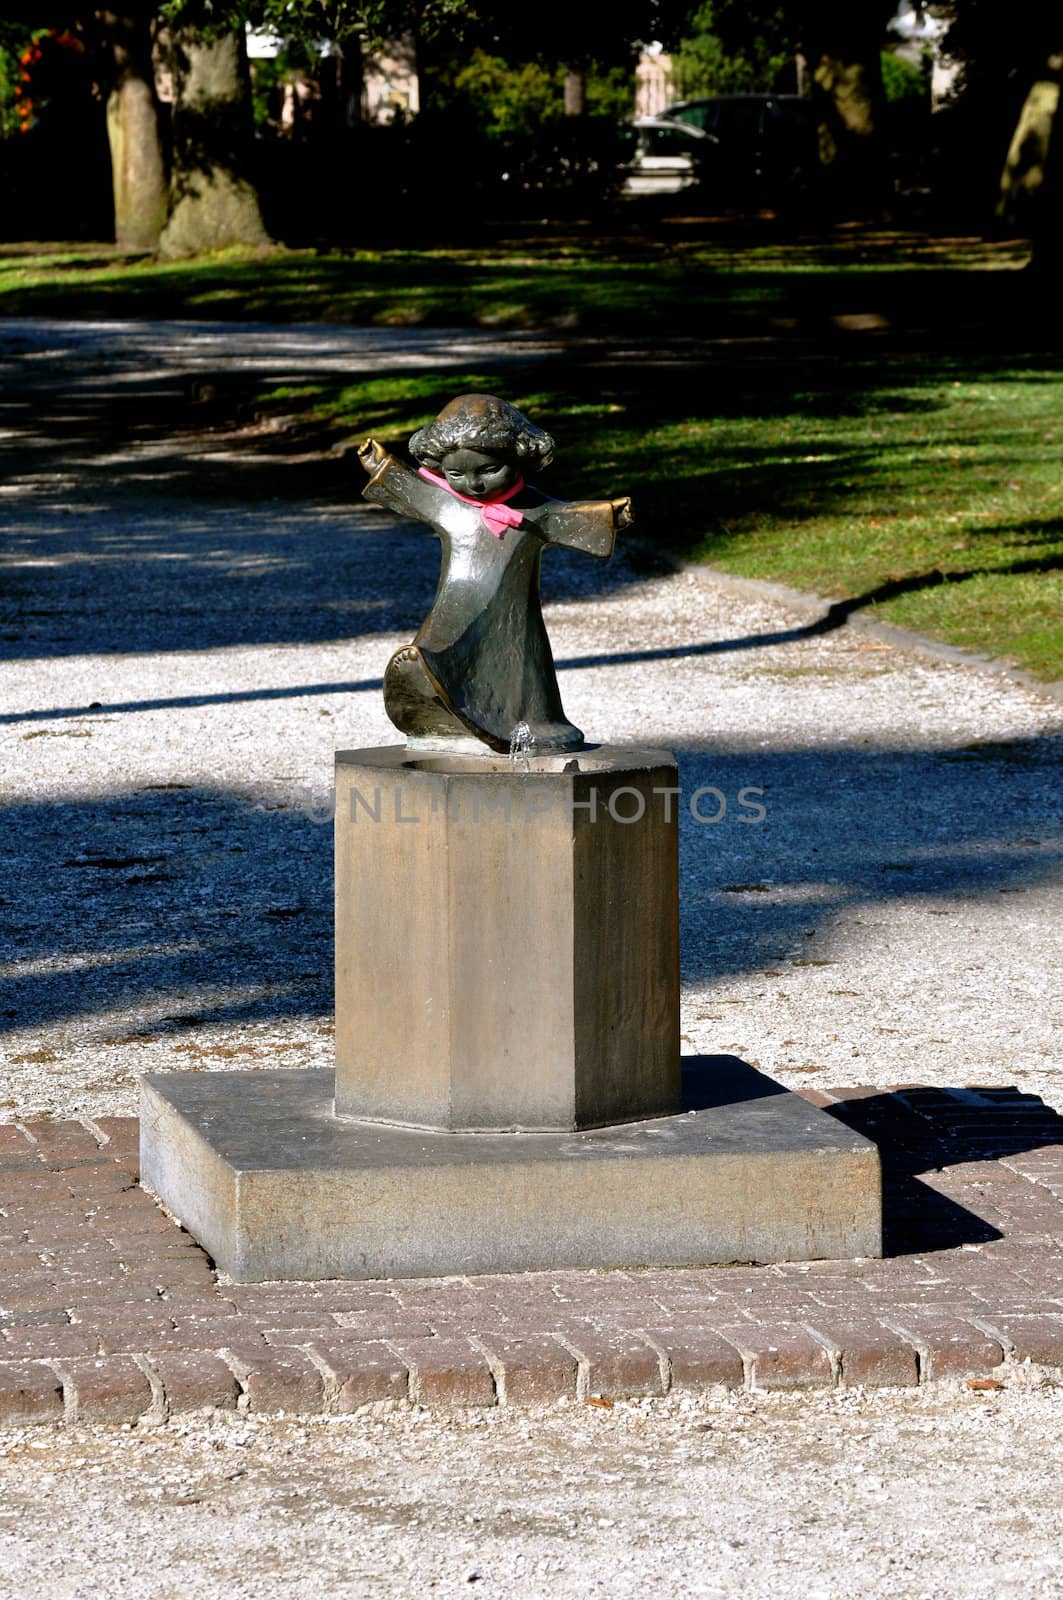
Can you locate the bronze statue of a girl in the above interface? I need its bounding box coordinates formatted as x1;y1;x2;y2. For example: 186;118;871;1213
357;393;632;753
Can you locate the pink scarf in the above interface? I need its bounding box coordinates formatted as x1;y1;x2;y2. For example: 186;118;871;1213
418;466;525;538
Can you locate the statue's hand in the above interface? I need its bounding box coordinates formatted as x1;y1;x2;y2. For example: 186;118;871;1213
612;496;634;530
357;438;388;476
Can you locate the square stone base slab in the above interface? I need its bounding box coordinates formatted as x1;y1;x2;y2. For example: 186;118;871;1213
140;1057;882;1282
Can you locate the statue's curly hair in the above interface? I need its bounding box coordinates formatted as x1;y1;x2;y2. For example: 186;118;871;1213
409;393;555;473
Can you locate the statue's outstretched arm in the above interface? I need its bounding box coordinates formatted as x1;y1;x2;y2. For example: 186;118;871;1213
540;496;633;559
357;439;447;526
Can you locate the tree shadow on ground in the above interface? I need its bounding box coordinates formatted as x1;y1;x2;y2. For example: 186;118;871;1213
0;784;334;1046
669;735;1060;991
0;731;1058;1041
2;323;1060;662
0;236;1051;335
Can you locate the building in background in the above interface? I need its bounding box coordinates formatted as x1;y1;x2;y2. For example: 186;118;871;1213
362;37;419;124
635;44;674;119
889;2;959;109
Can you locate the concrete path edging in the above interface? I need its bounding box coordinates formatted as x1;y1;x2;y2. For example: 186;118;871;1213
628;539;1063;704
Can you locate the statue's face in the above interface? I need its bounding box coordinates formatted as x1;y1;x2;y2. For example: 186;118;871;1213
440;447;519;501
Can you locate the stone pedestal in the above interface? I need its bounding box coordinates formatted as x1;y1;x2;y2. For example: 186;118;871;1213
334;746;680;1131
140;1058;882;1282
139;741;883;1282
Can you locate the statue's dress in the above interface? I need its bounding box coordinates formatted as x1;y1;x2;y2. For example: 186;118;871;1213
362;450;617;752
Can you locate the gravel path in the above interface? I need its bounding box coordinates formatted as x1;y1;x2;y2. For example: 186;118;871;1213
3;1384;1063;1600
2;317;1060;1119
1;318;1062;1597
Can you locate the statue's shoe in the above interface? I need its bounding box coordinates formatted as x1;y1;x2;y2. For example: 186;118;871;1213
383;645;468;743
384;645;584;754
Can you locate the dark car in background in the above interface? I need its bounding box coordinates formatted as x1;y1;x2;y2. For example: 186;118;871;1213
621;93;819;207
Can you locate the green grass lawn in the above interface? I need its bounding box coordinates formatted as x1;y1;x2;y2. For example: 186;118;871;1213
2;235;1058;678
0;232;1031;328
259;356;1062;679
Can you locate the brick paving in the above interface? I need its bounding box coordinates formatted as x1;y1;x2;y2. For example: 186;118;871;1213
3;1085;1063;1425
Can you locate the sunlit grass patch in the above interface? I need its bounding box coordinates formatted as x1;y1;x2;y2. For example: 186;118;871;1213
1;235;1057;677
0;233;1032;329
254;356;1062;679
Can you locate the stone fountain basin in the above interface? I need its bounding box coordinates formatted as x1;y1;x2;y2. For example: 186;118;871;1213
400;749;619;776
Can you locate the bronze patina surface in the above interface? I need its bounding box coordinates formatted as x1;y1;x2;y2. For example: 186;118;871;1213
357;393;632;752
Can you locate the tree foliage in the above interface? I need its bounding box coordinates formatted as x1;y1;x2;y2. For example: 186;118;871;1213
670;1;792;98
160;0;482;48
449;51;631;139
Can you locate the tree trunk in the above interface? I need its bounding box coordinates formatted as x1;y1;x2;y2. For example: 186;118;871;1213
809;52;887;214
318;41;364;138
158;27;269;260
102;6;167;251
1000;51;1062;235
1022;55;1063;283
338;43;365;131
563;66;586;118
802;3;894;217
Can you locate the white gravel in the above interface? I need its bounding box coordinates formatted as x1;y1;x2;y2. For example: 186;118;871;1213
2;1380;1063;1600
